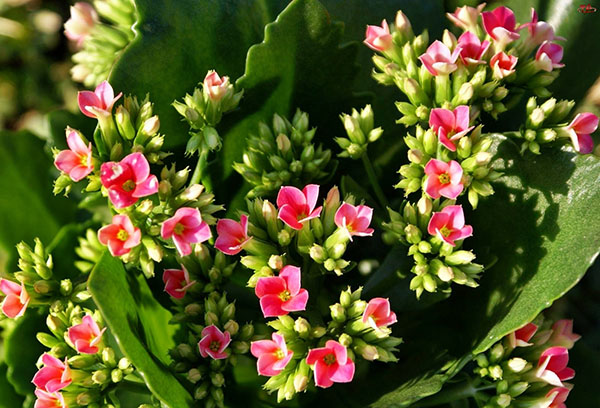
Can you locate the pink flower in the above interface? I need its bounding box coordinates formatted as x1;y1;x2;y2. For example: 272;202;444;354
198;325;231;360
32;354;72;393
490;51;518;79
508;322;538;348
64;2;98;47
78;80;122;119
364;20;393;52
427;205;473;246
255;265;308;317
481;6;520;47
161;207;212;257
276;185;322;230
34;389;67;408
0;279;30;319
544;387;570;408
68;315;106;354
418;40;461;76
565;113;598;154
446;4;486;32
521;8;565;46
535;41;565;72
362;298;397;330
457;31;490;66
98;214;141;257
424;159;464;199
334;203;374;240
54;130;94;182
549;320;581;349
429;106;474;152
215;214;252;255
306;340;355;388
250;333;294;376
204;70;231;101
536;347;575;387
100;152;159;209
162;267;195;299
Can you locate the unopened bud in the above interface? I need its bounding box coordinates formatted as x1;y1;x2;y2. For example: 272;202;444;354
330;303;346;322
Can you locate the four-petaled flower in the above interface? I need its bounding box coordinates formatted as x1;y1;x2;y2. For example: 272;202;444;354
490;51;518;79
508;322;538;348
565;112;598;154
427;205;473;246
536;346;575;387
161;207;212;257
64;2;98;47
362;298;397;330
429;106;474;152
535;41;564;72
34;388;67;408
550;320;581;349
162;267;196;299
68;315;106;354
0;279;30;319
481;6;520;48
78;80;122;119
215;214;252;255
424;159;464;199
276;185;322;230
32;354;72;393
250;333;294;377
54;130;94;182
198;325;231;360
204;70;231;101
306;340;355;388
98;214;141;257
364;20;393;52
418;40;460;76
457;31;490;66
334;203;374;240
255;265;308;317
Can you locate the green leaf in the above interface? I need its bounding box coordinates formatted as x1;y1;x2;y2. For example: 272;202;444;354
0;363;24;408
88;252;193;407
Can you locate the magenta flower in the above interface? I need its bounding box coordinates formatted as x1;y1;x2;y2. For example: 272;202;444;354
0;279;30;319
98;214;141;257
550;320;581;349
68;315;106;354
446;4;485;32
306;340;355;388
54;130;93;182
215;214;252;255
78;80;122;119
457;31;490;66
521;8;564;46
427;205;473;246
429;106;474;152
481;6;520;47
536;347;575;386
34;389;67;408
418;40;461;76
364;20;393;52
565;113;598;154
276;184;322;230
334;203;374;240
424;159;464;199
100;152;159;209
508;322;538;348
255;265;308;317
204;70;231;101
198;325;231;360
161;207;212;257
64;2;98;47
32;354;72;393
362;298;397;330
535;41;565;72
490;51;518;79
544;387;570;408
162;267;196;299
250;333;294;377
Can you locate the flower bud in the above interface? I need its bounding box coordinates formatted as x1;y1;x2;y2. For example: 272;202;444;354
330;303;346;322
294;317;311;336
339;333;353;348
507;357;528;373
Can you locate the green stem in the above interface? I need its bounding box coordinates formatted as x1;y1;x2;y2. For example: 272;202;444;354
411;380;495;408
361;153;389;208
189;149;211;190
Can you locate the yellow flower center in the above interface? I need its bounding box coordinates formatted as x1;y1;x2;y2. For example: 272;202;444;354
122;179;135;192
117;229;129;241
174;223;185;235
274;349;285;360
210;340;221;352
279;290;291;302
438;173;450;184
439;226;451;237
323;353;336;366
79;155;89;167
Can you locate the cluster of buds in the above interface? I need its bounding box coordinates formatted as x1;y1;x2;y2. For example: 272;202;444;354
471;316;580;408
337;105;383;159
74;228;106;274
34;301;137;407
233;110;335;198
66;0;137;87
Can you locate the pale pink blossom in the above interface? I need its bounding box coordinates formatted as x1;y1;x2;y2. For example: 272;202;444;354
521;8;565;46
457;31;490;66
204;70;231;101
64;2;98;47
98;214;141;257
162;267;195;299
198;325;231;360
0;279;30;319
535;41;565;72
32;354;72;393
100;152;159;209
250;333;293;376
549;320;581;349
34;389;67;408
364;20;393;52
424;159;464;199
536;347;575;387
78;80;122;119
544;387;570;408
565;112;598;154
334;203;374;240
508;322;538;348
54;130;94;182
276;185;322;230
215;214;252;255
446;4;486;32
161;207;212;257
418;40;461;76
306;340;355;388
481;6;520;47
427;205;473;246
68;315;106;354
255;265;308;317
362;298;397;330
490;51;518;79
429;106;474;152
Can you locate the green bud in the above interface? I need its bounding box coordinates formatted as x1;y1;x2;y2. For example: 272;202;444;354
507;357;528;373
211;372;225;387
102;348;117;367
294;317;311;337
92;369;111;385
239;323;254;340
194;382;210;400
231;341;249;354
330;303;346;322
508;382;529;397
489;343;504;363
111;368;123;383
